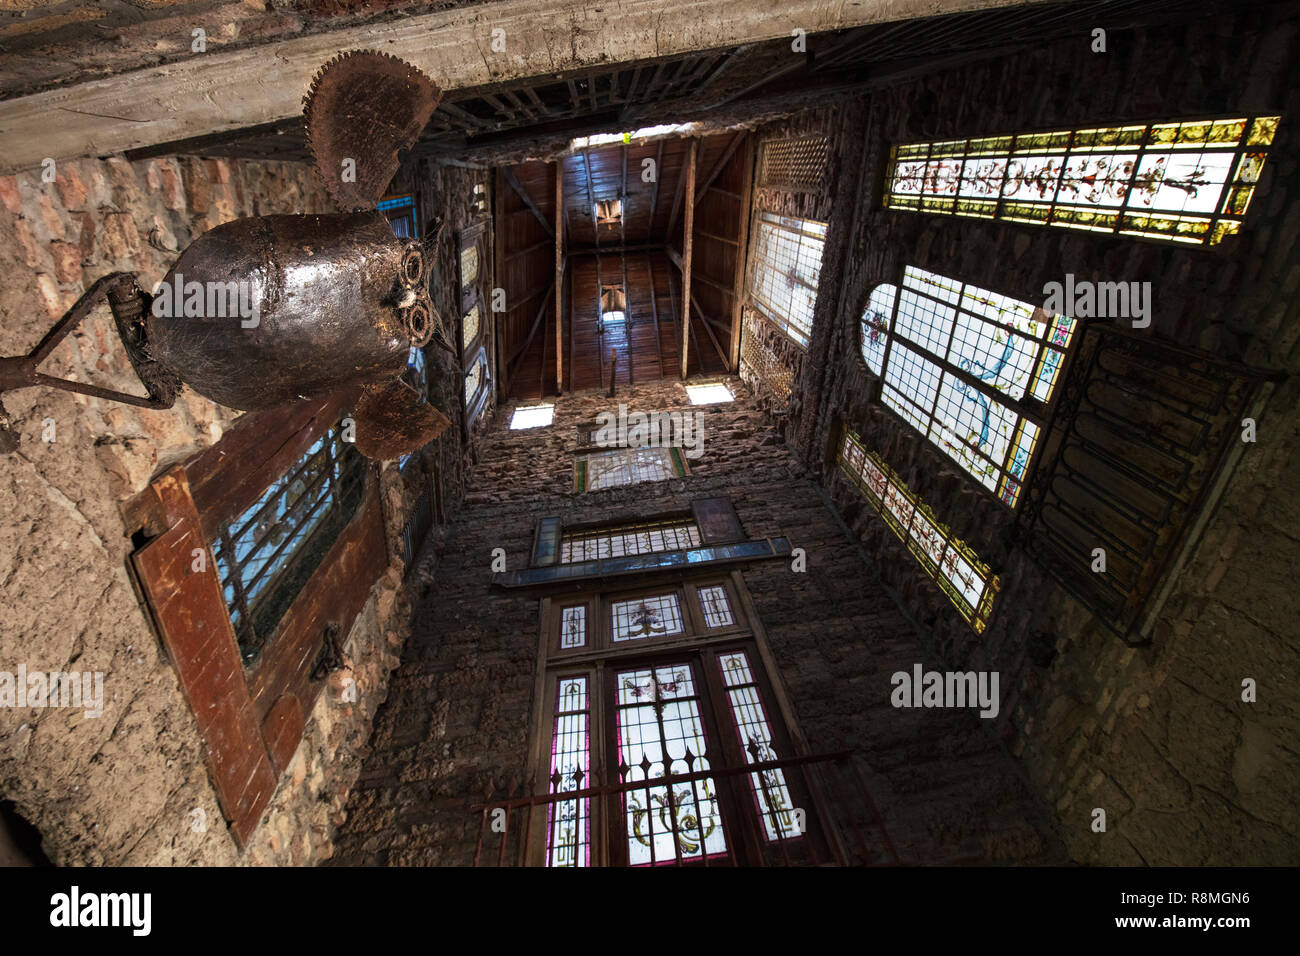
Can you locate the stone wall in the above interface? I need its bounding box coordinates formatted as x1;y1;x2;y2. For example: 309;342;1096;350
331;377;1065;865
802;2;1300;863
0;152;414;864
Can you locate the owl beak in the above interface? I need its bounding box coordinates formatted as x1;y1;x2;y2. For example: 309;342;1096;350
397;288;417;310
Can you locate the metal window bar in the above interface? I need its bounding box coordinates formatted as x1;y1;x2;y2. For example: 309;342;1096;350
559;518;702;564
470;750;899;866
213;423;366;663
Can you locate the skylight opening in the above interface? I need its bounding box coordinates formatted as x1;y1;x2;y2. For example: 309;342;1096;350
601;311;626;327
686;383;734;405
595;199;622;223
511;404;555;430
569;122;700;151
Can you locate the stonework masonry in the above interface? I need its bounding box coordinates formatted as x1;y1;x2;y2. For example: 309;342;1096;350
332;377;1066;865
0;153;416;864
788;5;1300;864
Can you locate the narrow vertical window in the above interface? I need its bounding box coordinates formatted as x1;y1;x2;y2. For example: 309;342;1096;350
748;212;827;347
838;427;1000;632
546;676;592;867
718;650;799;841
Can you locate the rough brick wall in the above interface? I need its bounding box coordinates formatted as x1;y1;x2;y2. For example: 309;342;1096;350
331;377;1065;865
0;153;414;864
803;3;1300;863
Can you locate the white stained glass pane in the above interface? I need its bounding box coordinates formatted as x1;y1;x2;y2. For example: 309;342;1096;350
546;676;590;867
464;356;484;407
697;585;735;628
560;521;700;563
861;284;896;376
510;403;554;429
584;447;676;490
717;651;799;841
685;383;733;405
750;213;827;347
559;605;586;649
610;593;685;642
462;303;480;352
616;664;726;865
460;245;479;286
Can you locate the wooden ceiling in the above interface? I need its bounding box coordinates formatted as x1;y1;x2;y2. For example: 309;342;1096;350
498;131;748;400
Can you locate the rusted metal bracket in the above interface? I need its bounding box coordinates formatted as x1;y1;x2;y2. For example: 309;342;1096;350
0;272;180;452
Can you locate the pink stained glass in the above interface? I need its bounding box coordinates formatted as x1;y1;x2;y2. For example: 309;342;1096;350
546;676;591;867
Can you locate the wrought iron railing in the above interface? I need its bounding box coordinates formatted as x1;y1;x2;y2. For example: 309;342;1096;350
469;749;898;867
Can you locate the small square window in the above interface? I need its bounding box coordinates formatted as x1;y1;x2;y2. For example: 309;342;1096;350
686;383;734;405
595;199;622;223
511;403;555;429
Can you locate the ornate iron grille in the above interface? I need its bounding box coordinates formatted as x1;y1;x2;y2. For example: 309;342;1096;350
1016;325;1275;641
759;135;830;193
214;422;367;665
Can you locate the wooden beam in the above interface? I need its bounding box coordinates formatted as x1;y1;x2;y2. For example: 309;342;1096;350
503;167;553;236
1;0;1049;173
664;149;689;244
665;245;733;297
691;293;730;368
646;259;664;379
507;277;557;377
621;144;631;387
494;166;508;398
693;132;746;209
583;148;598;251
568;243;661;255
730;135;755;372
607;349;618;397
648;139;665;238
679;138;697;380
554;160;564;395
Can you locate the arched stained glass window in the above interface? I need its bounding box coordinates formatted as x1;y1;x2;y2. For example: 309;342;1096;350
883;115;1280;246
860;266;1076;508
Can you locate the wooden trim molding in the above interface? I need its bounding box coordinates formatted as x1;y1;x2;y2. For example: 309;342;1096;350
123;390;386;846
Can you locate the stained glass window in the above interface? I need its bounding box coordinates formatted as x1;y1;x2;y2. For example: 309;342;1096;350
884;115;1280;246
616;663;726;865
748;211;827;347
214;419;366;664
461;302;480;353
574;446;687;492
464;351;485;408
610;594;685;642
718;650;799;840
460;245;479;286
559;605;587;649
697;585;735;629
546;676;591;867
539;580;809;865
862;266;1075;507
560;518;701;563
838;427;1000;632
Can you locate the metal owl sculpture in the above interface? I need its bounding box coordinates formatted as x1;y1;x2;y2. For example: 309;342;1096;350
0;51;451;461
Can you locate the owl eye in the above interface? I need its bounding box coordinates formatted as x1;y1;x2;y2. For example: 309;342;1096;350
401;245;424;288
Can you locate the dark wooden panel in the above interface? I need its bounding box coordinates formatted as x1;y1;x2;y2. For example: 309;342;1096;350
248;479;388;726
131;467;277;847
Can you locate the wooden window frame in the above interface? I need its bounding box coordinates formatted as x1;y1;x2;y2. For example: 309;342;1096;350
527;571;826;867
123;390;387;846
